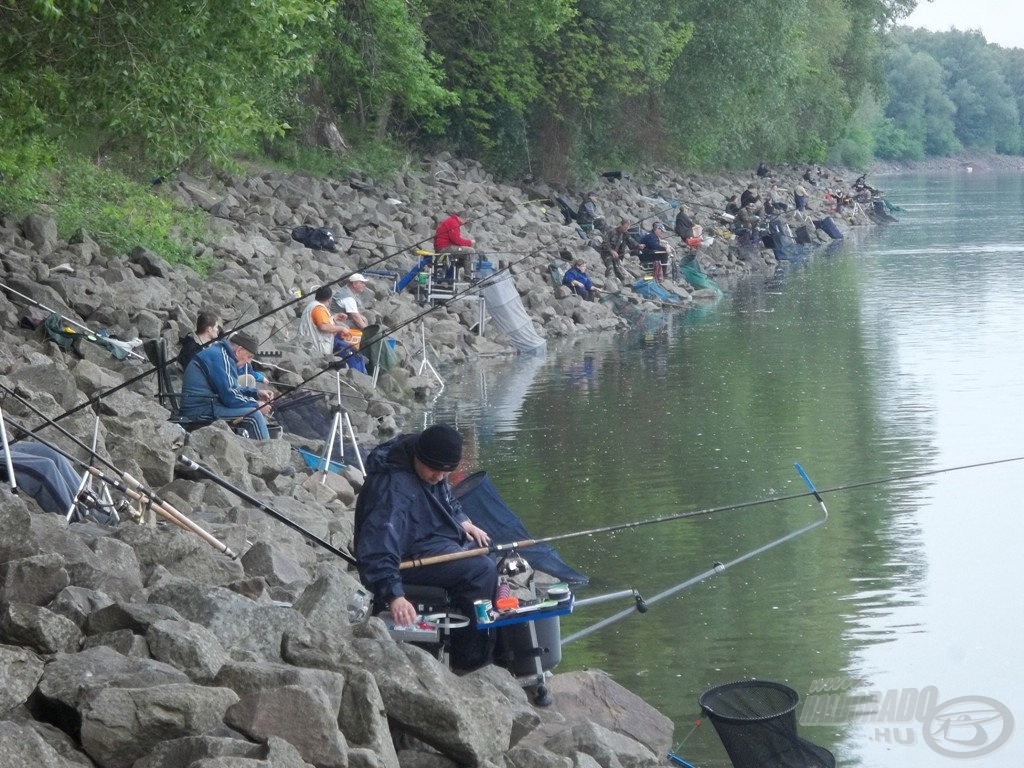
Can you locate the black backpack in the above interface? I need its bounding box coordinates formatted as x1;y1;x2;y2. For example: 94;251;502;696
291;225;338;252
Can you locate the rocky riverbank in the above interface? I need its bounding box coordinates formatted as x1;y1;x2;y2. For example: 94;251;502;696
0;157;879;767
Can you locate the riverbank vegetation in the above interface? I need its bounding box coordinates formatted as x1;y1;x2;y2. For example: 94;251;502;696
3;1;1024;259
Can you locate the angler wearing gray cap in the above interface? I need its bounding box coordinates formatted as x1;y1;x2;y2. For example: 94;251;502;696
180;332;274;440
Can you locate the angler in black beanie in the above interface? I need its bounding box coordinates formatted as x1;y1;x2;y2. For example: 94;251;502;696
354;423;496;671
414;424;464;471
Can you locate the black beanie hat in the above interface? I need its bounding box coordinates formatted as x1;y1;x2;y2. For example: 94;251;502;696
414;424;463;471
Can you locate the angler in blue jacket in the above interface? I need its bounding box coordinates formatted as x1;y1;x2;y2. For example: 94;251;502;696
354;424;497;670
562;258;599;300
180;332;273;439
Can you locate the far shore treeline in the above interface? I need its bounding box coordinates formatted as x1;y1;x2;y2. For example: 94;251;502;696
2;1;1024;262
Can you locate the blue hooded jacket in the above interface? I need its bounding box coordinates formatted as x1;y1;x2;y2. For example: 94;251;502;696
354;433;471;605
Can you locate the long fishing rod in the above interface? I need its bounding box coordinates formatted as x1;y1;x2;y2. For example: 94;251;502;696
402;486;818;570
8;205;507;433
32;192;684;434
400;452;1024;571
177;454;357;566
561;463;828;645
0;408;237;557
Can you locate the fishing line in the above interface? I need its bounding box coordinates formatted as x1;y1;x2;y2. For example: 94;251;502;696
560;463;829;645
20;187;682;434
400;452;1024;572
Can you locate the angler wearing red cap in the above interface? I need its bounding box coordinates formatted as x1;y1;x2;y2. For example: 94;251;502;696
354;424;496;670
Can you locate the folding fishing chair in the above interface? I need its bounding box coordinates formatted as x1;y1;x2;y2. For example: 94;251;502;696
143;338;181;418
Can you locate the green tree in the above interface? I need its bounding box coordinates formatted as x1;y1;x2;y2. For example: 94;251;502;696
879;43;959;158
934;31;1020;153
419;0;573;155
1;0;331;171
323;0;456;140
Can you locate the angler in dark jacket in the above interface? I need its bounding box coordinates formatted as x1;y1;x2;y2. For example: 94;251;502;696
354;424;497;670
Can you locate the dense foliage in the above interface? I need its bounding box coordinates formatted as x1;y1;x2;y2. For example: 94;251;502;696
3;0;923;183
7;0;1024;241
874;28;1024;160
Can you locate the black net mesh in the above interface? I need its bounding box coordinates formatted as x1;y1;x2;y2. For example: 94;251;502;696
699;681;835;768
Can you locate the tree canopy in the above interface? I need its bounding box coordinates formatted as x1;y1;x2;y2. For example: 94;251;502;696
4;1;1023;183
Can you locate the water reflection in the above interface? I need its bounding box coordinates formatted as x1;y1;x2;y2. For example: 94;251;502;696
411;173;1024;766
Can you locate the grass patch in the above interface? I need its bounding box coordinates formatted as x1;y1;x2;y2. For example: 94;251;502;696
260;131;409;181
0;139;211;274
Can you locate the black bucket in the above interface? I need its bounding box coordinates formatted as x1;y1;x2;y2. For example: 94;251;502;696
699;680;835;768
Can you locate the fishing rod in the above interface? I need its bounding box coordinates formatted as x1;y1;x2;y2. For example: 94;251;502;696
10;204;508;432
31;191;684;435
0;281;148;361
561;462;828;645
401;484;819;570
401;452;1024;572
0;408;237;557
176;455;357;565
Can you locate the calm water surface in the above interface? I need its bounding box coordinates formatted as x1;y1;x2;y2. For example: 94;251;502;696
410;173;1024;766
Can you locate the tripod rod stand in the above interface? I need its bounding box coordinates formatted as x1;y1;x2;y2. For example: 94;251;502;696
319;371;366;485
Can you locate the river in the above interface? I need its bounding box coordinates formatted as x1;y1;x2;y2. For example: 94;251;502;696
409;172;1024;766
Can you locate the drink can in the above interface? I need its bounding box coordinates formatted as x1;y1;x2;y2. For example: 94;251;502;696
473;599;492;624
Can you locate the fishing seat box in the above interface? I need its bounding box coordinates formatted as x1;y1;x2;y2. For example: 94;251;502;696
495;615;562;677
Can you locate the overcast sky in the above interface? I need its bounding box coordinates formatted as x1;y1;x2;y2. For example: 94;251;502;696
900;0;1024;50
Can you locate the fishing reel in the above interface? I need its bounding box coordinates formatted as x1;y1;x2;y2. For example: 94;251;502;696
496;550;530;578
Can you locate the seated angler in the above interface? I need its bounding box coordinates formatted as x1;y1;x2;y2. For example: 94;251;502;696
638;221;673;282
179;332;274;439
354;424;497;672
331;273;371;329
599;219;637;280
433;210;475;281
576;192;604;234
299;286;367;373
562;258;599;301
177;308;222;371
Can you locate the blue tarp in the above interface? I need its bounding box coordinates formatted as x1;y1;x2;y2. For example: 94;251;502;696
632;279;685;304
453;471;589;585
395;257;432;293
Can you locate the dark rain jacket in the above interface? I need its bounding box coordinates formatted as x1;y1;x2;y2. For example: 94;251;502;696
354;434;471;605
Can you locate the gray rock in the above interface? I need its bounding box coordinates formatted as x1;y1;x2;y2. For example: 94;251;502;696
133;734;314;768
79;682;239;768
546;670;673;757
146;618;231;682
0;603;81;654
145;573;307;662
0;553;71;606
84;601;185;636
357;636;513;765
224;684;348;768
0;644;45;716
0;720;76;768
47;586;116;628
240;540;311;587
